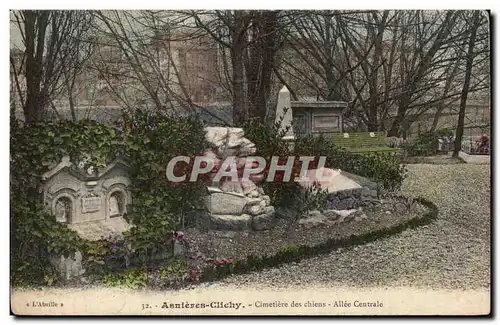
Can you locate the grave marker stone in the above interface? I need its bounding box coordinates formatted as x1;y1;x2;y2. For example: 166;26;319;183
40;156;134;279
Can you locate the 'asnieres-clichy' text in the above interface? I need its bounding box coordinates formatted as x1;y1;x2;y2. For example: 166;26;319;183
161;301;243;310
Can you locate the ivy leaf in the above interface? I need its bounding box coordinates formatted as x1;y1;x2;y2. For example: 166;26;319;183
44;275;54;286
31;230;42;237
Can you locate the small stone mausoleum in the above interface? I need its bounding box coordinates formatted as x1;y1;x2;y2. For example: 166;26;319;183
41;156;133;240
40;156;134;280
274;86;349;141
291;101;349;135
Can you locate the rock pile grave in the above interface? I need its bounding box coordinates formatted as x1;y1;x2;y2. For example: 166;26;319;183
202;127;276;231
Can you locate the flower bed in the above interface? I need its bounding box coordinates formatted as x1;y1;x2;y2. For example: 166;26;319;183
461;133;490;156
91;196;437;290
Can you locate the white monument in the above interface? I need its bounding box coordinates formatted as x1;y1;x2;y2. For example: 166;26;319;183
275;86;296;149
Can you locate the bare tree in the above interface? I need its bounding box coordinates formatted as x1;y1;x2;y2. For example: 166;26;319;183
245;10;280;122
92;10;196;114
59;12;96;120
183;10;284;125
279;10;489;136
453;11;486;157
429;57;461;132
11;10;95;123
278;10;362;102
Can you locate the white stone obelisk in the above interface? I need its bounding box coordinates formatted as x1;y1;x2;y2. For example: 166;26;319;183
275;86;295;149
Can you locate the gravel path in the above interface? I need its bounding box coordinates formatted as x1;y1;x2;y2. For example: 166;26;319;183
209;164;491;290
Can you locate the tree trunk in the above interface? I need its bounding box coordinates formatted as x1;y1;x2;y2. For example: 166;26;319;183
430;103;446;133
430;61;461;133
453;11;481;157
388;96;408;137
323;15;339;101
23;10;50;124
254;11;278;122
65;71;77;121
231;11;248;126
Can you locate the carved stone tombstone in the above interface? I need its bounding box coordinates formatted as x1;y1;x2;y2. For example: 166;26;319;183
41;156;133;280
274;86;349;142
109;194;121;217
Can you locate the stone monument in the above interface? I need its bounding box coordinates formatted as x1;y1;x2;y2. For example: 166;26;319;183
275;86;296;144
273;86;380;212
40;155;133;279
202;127;276;231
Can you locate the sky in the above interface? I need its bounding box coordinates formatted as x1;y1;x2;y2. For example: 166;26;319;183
9;11;23;49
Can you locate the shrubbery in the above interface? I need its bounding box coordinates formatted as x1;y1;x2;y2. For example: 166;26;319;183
243;119;408;201
120;110;207;260
10;119;122;287
10;192;88;287
403;128;453;157
242;117;296;208
293;135;407;191
10;110;207;287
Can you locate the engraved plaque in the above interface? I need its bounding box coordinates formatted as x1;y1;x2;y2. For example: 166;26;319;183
82;196;101;213
312;115;340;132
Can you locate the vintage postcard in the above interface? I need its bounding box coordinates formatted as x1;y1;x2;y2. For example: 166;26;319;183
9;7;491;316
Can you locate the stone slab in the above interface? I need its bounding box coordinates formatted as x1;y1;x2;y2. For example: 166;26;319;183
206;192;247;215
209;214;251;231
251;206;276;231
340;171;379;190
68;217;132;241
458;151;490;165
297;168;362;193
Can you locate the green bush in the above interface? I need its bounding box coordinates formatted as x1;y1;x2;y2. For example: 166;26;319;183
242;116;292;158
242;116;297;208
242;116;331;220
10;119;122;195
101;267;148;289
160;258;188;279
293;134;406;192
404;128;453;157
121;109;208;258
243;118;407;196
10;193;87;287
